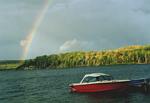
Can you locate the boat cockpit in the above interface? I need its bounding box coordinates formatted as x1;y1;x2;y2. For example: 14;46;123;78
80;73;113;83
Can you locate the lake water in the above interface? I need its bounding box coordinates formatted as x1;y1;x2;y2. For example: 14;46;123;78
0;64;150;103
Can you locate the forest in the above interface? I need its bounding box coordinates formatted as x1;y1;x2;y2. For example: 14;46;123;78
18;45;150;69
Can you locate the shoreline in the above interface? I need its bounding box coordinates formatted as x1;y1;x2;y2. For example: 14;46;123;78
0;45;149;71
0;63;149;71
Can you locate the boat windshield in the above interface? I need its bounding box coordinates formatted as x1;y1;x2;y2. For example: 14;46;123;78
82;75;113;83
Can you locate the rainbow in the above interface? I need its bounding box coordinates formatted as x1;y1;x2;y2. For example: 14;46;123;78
20;0;52;62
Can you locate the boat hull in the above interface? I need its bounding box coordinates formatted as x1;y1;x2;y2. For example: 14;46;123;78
70;81;129;93
129;78;150;87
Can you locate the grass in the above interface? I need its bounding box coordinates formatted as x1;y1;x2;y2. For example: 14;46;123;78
0;63;21;70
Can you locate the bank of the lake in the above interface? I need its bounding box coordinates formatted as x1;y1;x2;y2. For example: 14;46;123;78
0;45;149;70
19;45;150;70
0;60;20;70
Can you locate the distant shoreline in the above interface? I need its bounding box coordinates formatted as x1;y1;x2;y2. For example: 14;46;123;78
0;45;150;70
0;63;150;71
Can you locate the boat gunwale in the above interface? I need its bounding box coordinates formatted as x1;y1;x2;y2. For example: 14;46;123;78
70;80;130;86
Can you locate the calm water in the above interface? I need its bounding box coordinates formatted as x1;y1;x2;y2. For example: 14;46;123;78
0;64;150;103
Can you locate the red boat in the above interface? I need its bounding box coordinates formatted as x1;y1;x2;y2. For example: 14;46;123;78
69;73;130;93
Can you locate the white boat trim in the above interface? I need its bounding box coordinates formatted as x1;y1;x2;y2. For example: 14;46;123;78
72;79;130;86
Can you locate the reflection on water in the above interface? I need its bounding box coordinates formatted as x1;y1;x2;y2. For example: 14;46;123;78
86;92;130;103
71;90;150;103
88;93;129;103
0;64;150;103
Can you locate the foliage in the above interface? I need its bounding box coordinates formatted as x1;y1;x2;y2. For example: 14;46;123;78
19;45;150;69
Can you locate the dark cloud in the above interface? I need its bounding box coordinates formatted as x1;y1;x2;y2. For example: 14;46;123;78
0;0;150;59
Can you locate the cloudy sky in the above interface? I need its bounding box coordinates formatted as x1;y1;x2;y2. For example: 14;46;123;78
0;0;150;60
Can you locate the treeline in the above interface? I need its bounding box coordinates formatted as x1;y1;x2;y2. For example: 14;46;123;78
0;60;21;70
19;45;150;69
0;60;20;64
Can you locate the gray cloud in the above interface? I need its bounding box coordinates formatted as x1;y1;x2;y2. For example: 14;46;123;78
0;0;150;59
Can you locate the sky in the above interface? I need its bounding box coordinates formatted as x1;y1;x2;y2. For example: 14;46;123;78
0;0;150;60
